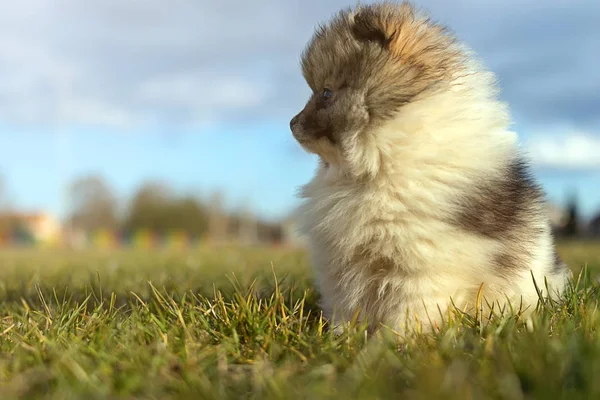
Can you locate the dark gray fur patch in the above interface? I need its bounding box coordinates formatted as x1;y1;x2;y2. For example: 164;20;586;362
453;158;549;276
493;252;522;273
454;158;544;241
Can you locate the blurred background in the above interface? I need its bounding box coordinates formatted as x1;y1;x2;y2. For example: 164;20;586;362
0;0;598;250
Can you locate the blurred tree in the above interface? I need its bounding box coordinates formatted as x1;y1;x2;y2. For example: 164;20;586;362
238;200;258;245
0;174;20;236
122;181;208;235
562;192;580;237
166;195;209;235
67;175;119;232
0;175;10;233
122;181;172;233
207;190;229;241
257;220;283;244
0;173;10;210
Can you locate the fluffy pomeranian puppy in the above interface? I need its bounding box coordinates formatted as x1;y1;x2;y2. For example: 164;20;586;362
290;1;570;335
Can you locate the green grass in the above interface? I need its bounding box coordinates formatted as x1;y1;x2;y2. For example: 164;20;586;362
0;241;599;399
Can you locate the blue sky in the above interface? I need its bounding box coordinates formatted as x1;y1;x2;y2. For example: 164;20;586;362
1;123;599;222
0;0;599;221
0;124;319;221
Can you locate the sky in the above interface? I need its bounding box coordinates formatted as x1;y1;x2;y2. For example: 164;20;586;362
0;0;599;221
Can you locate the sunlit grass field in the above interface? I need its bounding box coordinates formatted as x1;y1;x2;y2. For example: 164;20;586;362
0;240;599;399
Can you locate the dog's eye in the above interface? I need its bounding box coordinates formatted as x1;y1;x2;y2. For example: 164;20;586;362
322;88;333;100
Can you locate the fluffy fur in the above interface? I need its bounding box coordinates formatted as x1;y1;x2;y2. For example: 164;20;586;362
289;1;571;335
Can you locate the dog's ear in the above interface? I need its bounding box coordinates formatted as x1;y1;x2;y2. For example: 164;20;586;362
350;3;421;57
350;6;395;49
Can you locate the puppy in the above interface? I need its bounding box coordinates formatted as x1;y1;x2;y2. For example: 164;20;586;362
289;1;570;335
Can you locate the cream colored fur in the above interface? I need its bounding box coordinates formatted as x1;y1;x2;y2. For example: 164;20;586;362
295;48;570;336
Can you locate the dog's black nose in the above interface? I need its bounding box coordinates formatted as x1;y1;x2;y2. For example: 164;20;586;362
290;115;299;130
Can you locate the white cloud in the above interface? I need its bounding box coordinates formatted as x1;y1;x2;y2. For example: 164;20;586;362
526;132;600;169
0;0;597;131
140;75;269;110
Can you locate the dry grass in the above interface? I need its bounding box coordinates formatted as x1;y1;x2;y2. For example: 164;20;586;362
0;241;598;399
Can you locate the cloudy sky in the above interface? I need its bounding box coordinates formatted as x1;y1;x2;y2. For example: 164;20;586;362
0;0;598;220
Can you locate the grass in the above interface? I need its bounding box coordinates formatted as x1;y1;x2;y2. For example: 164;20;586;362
0;241;599;399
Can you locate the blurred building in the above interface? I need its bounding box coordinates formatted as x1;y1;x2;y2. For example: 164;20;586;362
547;203;568;233
587;213;600;237
0;211;62;245
281;213;306;247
